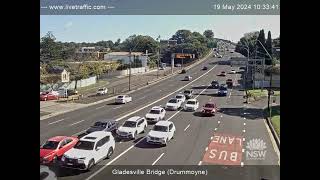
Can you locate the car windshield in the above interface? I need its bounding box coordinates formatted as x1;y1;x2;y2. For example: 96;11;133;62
176;95;183;99
153;125;168;132
41;141;59;150
93;122;107;127
122;121;137;127
117;96;123;98
74;140;94;150
219;87;227;90
98;88;104;91
168;99;178;103
212;81;218;84
149;110;161;114
204;104;215;108
184;90;191;94
187;101;196;105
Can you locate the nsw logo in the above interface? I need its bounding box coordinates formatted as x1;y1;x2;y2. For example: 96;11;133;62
246;138;267;160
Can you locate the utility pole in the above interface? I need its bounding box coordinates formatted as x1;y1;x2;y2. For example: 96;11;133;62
181;49;184;68
129;48;132;91
157;35;160;78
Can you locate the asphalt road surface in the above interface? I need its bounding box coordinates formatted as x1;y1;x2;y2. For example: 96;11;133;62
40;51;280;180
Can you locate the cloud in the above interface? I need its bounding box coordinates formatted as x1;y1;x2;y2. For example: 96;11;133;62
64;21;73;30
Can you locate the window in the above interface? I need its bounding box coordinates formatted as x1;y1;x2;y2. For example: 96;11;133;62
65;138;73;144
137;119;143;126
169;124;173;131
97;136;110;148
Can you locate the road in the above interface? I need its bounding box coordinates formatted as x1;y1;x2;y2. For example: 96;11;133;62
40;51;280;180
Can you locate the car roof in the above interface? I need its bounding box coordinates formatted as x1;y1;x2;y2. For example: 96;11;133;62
187;99;197;101
151;106;163;110
48;136;68;142
126;116;142;122
205;101;216;105
80;131;111;142
155;121;172;126
176;93;184;96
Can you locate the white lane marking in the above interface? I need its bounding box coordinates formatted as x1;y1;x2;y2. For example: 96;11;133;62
205;147;208;151
243;129;246;133
243;138;245;142
214;128;218;131
218;121;220;124
220;115;223;117
243;123;246;126
85;137;145;180
48;118;65;125
242;149;245;153
95;105;105;110
113;106;122;110
184;124;191;131
244;117;246;120
69;120;85;126
152;153;165;166
263;119;280;163
198;161;202;166
241;162;244;167
210;136;213;140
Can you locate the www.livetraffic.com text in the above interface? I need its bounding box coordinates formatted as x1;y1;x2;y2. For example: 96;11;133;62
45;4;115;10
112;168;208;176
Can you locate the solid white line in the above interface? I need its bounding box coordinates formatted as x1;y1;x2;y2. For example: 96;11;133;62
220;115;223;117
69;120;85;126
228;92;231;98
263;119;280;162
205;147;208;151
241;162;244;167
243;123;246;126
113;106;122;110
198;161;202;166
48;118;65;125
242;149;245;153
184;124;191;131
243;138;245;142
119;141;122;144
210;136;213;140
95;105;105;110
152;153;165;166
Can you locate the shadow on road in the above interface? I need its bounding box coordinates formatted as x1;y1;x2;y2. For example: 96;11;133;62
134;138;163;149
219;107;264;120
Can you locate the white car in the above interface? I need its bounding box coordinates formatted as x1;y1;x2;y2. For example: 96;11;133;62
175;94;186;103
146;121;176;146
184;76;192;81
61;131;115;171
115;95;132;104
230;70;236;74
117;116;147;139
145;106;166;123
184;99;199;111
96;87;108;95
165;98;183;111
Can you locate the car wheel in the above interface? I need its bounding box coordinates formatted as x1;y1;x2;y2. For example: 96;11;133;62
87;159;95;171
107;147;114;159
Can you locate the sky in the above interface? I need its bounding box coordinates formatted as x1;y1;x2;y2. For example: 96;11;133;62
40;15;280;43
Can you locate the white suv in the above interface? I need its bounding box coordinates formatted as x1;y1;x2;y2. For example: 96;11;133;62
61;131;115;171
115;95;132;104
175;94;186;103
184;99;199;111
165;98;183;111
117;116;147;139
146;121;176;146
145;106;166;123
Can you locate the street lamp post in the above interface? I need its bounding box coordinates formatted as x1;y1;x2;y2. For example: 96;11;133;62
181;49;184;68
129;48;132;91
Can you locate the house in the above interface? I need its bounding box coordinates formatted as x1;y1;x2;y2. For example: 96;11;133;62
104;51;148;67
47;67;70;83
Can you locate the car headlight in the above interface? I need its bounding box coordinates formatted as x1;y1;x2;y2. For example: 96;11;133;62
78;158;86;164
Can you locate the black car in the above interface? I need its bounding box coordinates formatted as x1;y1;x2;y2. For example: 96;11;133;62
181;69;187;74
211;80;219;88
202;66;208;70
183;89;194;99
86;120;119;134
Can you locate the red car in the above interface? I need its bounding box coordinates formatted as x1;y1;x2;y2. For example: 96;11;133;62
40;136;78;164
201;101;217;116
40;92;58;101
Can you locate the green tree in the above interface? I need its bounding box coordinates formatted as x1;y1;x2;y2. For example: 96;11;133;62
40;32;61;61
203;30;214;39
121;35;158;53
256;29;266;59
266;31;273;63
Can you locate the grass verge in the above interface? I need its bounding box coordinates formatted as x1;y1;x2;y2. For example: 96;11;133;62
264;105;280;137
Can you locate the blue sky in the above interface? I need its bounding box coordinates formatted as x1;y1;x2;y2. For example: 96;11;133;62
40;15;280;43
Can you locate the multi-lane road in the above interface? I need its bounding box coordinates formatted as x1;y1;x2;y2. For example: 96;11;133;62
40;51;280;180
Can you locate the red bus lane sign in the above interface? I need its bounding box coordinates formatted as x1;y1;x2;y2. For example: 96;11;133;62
202;133;243;165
